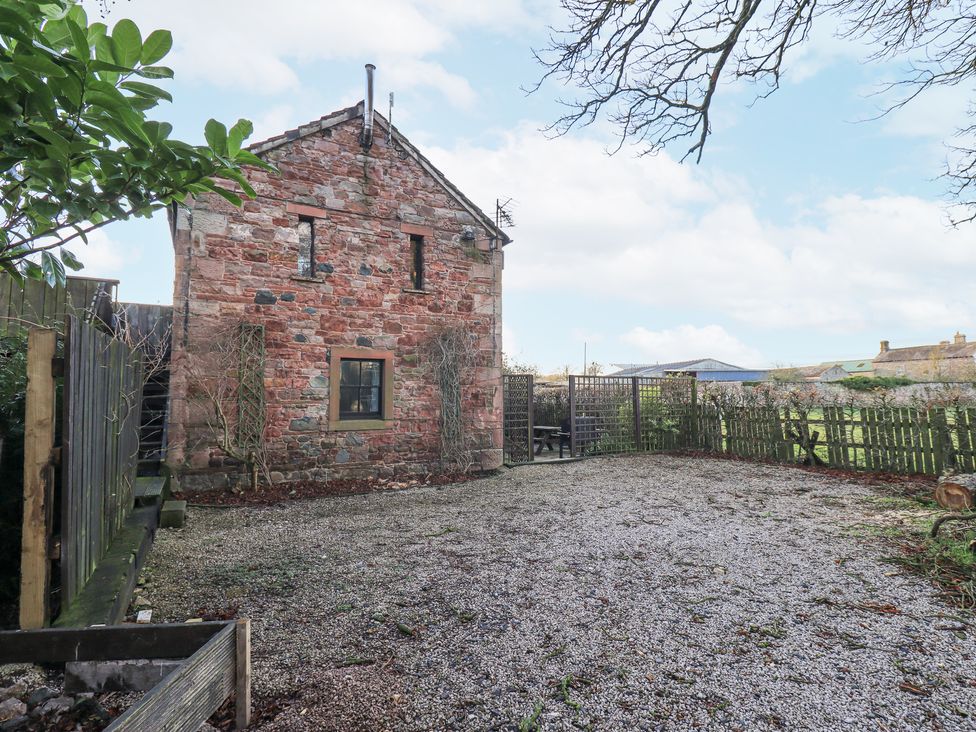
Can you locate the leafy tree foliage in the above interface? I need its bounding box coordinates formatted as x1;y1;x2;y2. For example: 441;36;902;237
0;0;271;284
536;0;976;220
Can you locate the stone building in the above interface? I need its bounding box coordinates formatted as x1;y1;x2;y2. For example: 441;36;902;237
167;99;510;490
873;333;976;380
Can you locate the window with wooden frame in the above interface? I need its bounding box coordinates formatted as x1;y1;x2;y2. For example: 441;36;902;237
328;347;394;430
297;215;314;278
409;234;424;290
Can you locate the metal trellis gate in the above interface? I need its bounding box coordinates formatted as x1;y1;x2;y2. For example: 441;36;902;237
503;374;534;464
568;375;697;457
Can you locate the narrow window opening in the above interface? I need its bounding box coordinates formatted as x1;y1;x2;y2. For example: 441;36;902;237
298;215;315;277
409;234;424;290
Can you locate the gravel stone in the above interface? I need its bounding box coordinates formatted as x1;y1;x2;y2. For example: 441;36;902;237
143;455;976;730
0;700;25;724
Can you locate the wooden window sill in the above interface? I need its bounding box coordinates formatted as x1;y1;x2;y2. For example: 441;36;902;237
401;288;429;295
328;419;393;431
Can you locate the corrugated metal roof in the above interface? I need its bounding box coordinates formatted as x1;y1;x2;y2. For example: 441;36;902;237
611;359;748;376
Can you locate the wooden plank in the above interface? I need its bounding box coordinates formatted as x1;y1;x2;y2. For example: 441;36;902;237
931;409;945;475
968;407;976;473
106;623;237;732
0;621;231;664
861;408;874;471
19;328;58;629
60;317;75;603
956;407;973;473
235;620;251;730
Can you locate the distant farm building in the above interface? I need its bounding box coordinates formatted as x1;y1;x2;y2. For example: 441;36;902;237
611;359;768;382
873;333;976;380
785;364;849;383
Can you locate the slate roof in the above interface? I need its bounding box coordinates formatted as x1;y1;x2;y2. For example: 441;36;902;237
793;364;846;379
875;342;976;363
246;102;511;246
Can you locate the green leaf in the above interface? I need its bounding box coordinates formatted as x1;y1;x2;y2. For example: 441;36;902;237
136;65;174;79
90;59;131;74
111;18;142;68
25;122;71;156
209;184;243;207
22;260;43;281
120;80;172;102
227;118;253;156
94;33;115;64
60;248;84;271
40;251;65;287
204;119;227;156
140;29;172;65
66;19;90;59
13;52;67;78
233;149;275;171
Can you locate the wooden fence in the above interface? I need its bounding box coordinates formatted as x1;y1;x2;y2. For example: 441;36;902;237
0;274;117;336
506;375;976;477
61;315;144;608
0;619;251;730
698;404;976;475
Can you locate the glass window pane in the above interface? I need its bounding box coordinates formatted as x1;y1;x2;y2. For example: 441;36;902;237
340;360;360;387
361;360;382;386
339;386;358;414
365;386;381;414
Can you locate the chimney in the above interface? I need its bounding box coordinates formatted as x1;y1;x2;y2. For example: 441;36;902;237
955;331;966;345
879;340;889;353
361;63;375;151
940;340;950;346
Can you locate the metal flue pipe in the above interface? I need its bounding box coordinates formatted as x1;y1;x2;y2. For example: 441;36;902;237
362;63;376;150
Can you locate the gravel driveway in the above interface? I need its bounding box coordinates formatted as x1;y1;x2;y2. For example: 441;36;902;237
143;455;975;731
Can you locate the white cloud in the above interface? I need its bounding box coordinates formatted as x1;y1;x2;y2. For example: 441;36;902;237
425;122;976;341
84;0;541;106
70;229;131;276
880;84;971;139
621;325;764;367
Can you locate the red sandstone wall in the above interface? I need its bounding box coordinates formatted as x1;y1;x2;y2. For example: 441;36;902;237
168;114;505;489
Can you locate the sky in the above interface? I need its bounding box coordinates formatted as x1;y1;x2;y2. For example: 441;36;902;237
80;0;976;373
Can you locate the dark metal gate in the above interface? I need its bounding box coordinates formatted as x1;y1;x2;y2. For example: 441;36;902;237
503;374;534;464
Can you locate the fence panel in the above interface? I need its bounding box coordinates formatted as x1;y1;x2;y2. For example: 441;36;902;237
695;401;976;476
570;376;638;455
61;316;144;608
502;374;533;465
0;274;117;336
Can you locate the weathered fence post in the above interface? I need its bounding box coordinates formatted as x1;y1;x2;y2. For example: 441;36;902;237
19;327;58;629
569;376;576;457
235;619;251;729
631;377;642;452
689;379;698;449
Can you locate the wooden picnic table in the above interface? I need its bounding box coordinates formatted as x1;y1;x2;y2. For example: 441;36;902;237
533;425;561;455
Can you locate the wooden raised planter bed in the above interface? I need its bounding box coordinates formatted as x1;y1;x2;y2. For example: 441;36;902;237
0;620;250;730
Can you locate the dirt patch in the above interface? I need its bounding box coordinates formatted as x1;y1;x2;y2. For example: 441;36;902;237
176;471;486;507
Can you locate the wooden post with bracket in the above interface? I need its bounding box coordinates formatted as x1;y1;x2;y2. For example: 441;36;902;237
19;327;58;629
